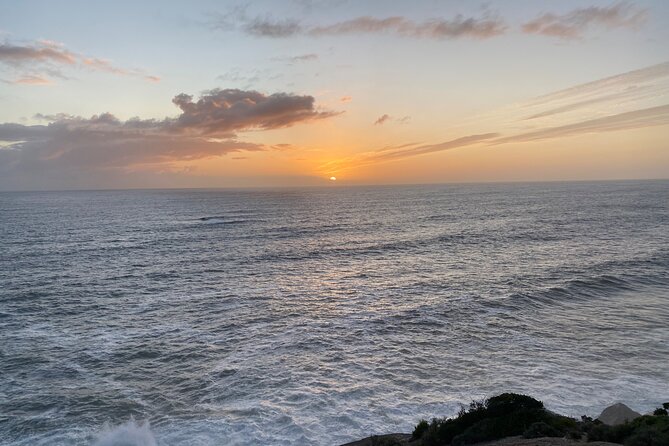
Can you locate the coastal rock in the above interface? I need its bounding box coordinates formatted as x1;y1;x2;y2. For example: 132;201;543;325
596;403;641;425
339;433;411;445
338;435;621;446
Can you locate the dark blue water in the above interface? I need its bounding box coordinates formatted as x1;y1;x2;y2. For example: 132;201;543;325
1;181;668;445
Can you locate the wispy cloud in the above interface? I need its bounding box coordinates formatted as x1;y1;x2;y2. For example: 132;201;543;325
0;39;159;84
309;15;507;39
217;3;647;42
217;67;283;88
4;74;53;85
522;2;646;39
217;12;507;40
321;133;499;173
494;104;669;144
272;53;319;64
0;88;340;189
323;62;669;174
373;114;411;125
517;61;669;125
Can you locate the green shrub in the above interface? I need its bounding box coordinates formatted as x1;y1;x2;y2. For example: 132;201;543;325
368;435;404;446
412;393;577;445
412;420;429;440
523;421;563;438
583;414;669;445
412;394;669;446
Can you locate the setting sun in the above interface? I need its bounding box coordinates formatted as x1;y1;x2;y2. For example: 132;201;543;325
1;2;668;446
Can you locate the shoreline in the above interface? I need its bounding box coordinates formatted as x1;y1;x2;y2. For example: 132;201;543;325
336;395;668;446
339;435;622;446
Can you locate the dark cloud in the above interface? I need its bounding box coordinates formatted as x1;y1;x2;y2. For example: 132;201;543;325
171;89;339;136
243;17;303;37
374;114;391;125
0;40;159;84
0;88;339;189
373;114;410;125
522;2;646;39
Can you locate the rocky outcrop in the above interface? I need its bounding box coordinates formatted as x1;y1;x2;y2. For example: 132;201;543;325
596;403;641;426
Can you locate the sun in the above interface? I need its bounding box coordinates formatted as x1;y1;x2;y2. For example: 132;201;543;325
329;176;337;181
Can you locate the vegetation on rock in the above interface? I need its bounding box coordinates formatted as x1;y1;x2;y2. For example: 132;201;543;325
409;394;669;446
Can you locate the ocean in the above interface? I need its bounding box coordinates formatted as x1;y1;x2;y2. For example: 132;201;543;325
1;181;668;446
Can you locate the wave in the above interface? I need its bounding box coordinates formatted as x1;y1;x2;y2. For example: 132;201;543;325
506;271;668;309
197;216;256;225
93;419;156;446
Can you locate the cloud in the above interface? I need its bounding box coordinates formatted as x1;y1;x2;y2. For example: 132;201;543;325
310;15;507;39
217;67;283;87
526;62;669;106
0;39;159;84
373;114;410;125
517;61;669;123
321;133;498;173
273;53;319;64
0;88;339;189
219;13;506;40
171;88;339;136
339;96;352;103
323;62;669;174
0;40;77;66
494;104;669;144
244;17;303;37
271;143;296;151
522;2;646;39
5;74;52;85
373;134;499;162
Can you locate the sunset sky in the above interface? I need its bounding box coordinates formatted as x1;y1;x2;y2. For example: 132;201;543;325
0;0;668;190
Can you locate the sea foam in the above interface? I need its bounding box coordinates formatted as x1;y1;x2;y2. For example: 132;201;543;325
93;420;156;446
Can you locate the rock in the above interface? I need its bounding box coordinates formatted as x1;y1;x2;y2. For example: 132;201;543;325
338;433;412;446
597;403;641;425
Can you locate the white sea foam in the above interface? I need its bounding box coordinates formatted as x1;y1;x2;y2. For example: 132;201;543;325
93;420;156;446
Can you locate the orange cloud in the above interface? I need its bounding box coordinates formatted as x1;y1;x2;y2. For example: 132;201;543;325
0;40;159;84
10;75;53;85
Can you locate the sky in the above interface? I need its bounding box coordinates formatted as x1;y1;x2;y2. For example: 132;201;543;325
0;0;667;190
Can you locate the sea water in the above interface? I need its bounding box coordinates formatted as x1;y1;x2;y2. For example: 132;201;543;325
1;181;668;445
